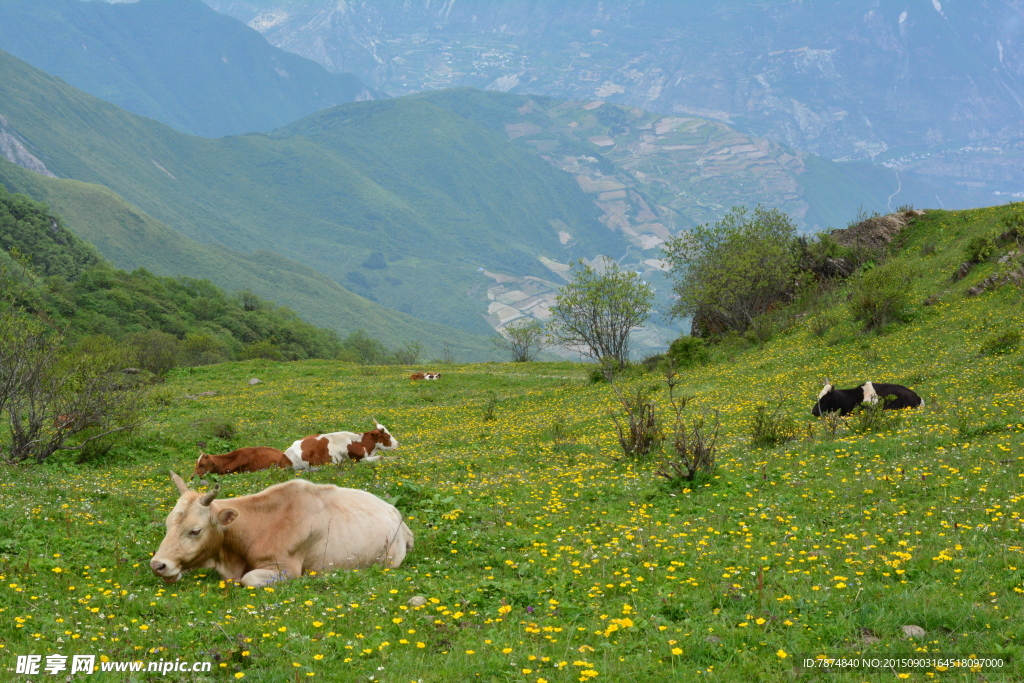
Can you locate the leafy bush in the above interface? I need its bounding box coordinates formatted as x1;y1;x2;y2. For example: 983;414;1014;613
980;330;1021;355
667;336;709;369
964;233;997;263
849;263;915;331
492;319;545;362
664;206;798;335
127;328;181;376
181;332;231;367
239;340;284;361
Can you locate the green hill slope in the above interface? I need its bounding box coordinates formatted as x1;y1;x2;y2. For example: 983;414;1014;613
0;160;495;360
2;203;1022;680
0;0;377;138
0;49;625;336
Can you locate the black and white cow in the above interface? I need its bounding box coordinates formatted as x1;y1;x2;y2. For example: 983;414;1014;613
811;381;924;416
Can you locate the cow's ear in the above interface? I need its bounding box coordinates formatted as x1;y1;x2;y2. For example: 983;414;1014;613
217;508;239;526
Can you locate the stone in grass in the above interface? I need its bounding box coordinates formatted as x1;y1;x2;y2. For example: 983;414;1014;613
901;625;926;639
248;378;262;386
407;596;426;608
704;635;721;644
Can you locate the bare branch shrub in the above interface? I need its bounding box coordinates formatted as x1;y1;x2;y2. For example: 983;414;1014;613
656;363;719;483
750;395;798;447
0;296;149;463
852;397;904;434
609;382;660;460
818;408;845;439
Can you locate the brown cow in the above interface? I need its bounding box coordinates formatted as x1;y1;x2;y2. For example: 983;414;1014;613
192;447;290;477
150;472;413;587
284;421;398;469
410;372;441;380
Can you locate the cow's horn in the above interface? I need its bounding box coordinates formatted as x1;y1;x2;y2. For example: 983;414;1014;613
371;416;379;425
170;470;189;495
199;485;220;507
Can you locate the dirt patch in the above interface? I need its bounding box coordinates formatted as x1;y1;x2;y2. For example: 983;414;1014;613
830;210;926;252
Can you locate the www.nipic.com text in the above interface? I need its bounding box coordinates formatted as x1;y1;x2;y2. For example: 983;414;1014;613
14;655;213;675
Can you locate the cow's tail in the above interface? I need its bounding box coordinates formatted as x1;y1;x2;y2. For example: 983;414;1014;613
383;519;414;568
401;521;414;553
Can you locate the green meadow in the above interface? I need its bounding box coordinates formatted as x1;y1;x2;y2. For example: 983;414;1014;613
2;206;1023;681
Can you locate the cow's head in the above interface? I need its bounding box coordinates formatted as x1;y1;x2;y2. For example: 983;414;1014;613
150;471;239;584
370;419;399;451
192;452;215;477
811;381;838;417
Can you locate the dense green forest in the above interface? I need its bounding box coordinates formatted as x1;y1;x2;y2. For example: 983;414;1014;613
0;185;362;369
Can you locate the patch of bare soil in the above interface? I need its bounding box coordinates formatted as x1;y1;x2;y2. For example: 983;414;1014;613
830;209;926;252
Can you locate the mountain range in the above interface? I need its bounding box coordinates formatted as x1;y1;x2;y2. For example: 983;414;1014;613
204;0;1024;207
0;0;377;137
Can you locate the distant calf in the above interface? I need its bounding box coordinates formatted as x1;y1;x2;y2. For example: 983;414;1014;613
812;381;924;416
193;447;290;477
410;372;441;380
285;421;399;469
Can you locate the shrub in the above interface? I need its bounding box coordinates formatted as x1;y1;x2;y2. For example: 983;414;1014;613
198;417;236;441
980;329;1021;355
239;340;284;361
482;392;498;421
391;341;423;365
851;399;904;433
181;332;231;366
667;336;709;369
809;310;839;337
657;370;718;483
609;384;660;460
664;206;798;335
492;319;545;362
849;263;915;331
964;233;997;263
750;396;798;447
127;328;181;376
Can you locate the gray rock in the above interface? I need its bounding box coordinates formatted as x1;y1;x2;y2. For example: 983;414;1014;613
407;596;427;607
248;378;262;386
901;624;926;639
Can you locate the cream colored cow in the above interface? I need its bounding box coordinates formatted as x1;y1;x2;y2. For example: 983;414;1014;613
150;471;413;587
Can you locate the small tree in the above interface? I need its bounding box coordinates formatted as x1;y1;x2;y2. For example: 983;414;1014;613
0;314;148;463
548;260;653;367
664;206;798;335
492;319;545;362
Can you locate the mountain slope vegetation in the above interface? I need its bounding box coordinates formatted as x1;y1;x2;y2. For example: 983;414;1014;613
0;49;624;337
0;0;377;137
0;184;344;364
0;160;496;360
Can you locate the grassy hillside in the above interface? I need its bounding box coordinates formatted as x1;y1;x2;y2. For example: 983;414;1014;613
1;205;1021;679
0;0;376;138
0;49;625;336
0;160;496;360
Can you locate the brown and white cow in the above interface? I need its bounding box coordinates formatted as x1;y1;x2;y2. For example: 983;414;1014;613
284;421;399;469
150;471;413;587
192;447;290;477
410;372;441;380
